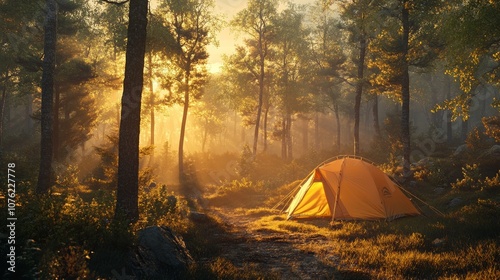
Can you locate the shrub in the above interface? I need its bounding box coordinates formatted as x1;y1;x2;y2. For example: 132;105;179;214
138;184;189;232
451;164;500;191
483;171;500;191
451;164;482;191
238;145;255;178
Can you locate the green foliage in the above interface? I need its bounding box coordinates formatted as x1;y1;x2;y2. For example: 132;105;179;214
482;116;500;142
2;188;132;278
451;164;482;191
55;164;80;189
138;185;189;231
437;1;500;120
1;178;194;278
89;134;118;190
452;164;500;192
89;133;156;191
413;158;460;187
465;127;490;151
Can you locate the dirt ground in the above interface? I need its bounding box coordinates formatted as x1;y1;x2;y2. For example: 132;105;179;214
209;208;341;280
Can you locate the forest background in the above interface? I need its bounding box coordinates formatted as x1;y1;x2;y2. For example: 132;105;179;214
0;0;499;278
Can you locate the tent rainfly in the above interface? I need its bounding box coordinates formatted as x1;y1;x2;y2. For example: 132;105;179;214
286;156;421;221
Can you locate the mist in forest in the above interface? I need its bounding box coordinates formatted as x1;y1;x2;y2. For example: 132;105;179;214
1;0;500;279
2;0;499;188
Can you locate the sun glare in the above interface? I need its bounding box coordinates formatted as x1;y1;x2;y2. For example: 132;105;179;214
207;62;222;74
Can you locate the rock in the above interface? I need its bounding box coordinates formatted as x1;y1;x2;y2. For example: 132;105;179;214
129;226;193;279
416;157;431;167
432;237;447;247
480;145;500;159
453;144;468;156
189;211;210;223
448;197;463;208
488;145;500;154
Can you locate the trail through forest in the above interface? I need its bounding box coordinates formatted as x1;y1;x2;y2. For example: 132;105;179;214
210;208;339;280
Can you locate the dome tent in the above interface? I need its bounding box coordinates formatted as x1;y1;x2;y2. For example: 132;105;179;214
286;156;420;221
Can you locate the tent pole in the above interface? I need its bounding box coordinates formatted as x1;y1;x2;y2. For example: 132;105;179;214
331;158;347;223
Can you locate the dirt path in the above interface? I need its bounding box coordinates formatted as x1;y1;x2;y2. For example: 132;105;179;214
211;208;337;280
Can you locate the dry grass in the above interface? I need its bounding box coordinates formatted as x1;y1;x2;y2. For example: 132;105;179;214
243;209;500;279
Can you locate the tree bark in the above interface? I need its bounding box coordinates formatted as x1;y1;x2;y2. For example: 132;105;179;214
0;69;8;148
354;36;366;156
302;118;308;152
286;113;293;160
179;70;190;178
53;86;60;160
314;112;319;149
281;118;286;159
262;101;269;152
115;0;148;222
253;59;264;156
253;13;267;156
334;104;341;152
148;51;155;148
401;4;412;181
37;0;57;194
461;119;468;142
372;93;381;137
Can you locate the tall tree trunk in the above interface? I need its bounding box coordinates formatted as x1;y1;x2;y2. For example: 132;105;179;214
314;112;319;149
281;118;287;159
286;113;293;160
461;119;468;142
263;102;269;152
302;118;308;152
354;36;366;156
334;104;341;152
53;86;60;160
0;69;8;148
179;71;190;179
37;0;57;194
253;60;264;155
372;93;381;136
401;4;412;181
115;0;148;222
253;17;266;156
148;51;155;148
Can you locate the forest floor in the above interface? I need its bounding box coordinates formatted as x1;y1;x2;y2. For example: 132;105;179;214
206;207;353;280
191;185;500;280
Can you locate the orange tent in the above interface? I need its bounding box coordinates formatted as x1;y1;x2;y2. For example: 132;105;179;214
286;156;420;221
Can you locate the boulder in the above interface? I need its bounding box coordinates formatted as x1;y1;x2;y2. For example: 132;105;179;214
480;145;500;159
416;157;432;168
129;226;193;279
453;144;468;157
188;211;210;223
448;197;463;208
